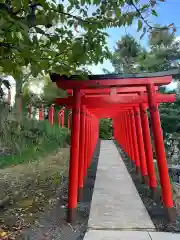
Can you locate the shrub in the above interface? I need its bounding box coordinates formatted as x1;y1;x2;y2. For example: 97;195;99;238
0;118;70;168
99;118;113;140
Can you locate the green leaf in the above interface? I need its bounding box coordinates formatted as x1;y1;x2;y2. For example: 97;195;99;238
80;0;86;5
137;20;143;32
126;14;133;25
35;27;45;35
141;4;150;11
38;0;50;9
22;0;29;10
115;9;121;17
152;10;158;17
67;5;74;12
106;10;113;18
125;0;133;5
67;20;74;27
93;0;101;4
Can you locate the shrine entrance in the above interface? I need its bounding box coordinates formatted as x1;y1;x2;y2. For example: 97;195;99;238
50;70;177;224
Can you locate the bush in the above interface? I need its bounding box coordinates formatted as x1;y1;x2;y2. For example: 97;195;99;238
99;118;113;140
0;118;70;168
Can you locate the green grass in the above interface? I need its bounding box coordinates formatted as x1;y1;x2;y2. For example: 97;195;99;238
0;118;70;169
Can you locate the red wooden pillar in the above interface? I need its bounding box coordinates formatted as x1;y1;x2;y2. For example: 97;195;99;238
58;111;61;127
67;88;81;223
48;104;54;125
124;112;130;157
83;109;88;179
147;84;175;221
140;103;157;194
87;113;90;168
129;109;140;172
119;114;123;147
120;114;124;148
39;104;44;121
127;111;135;166
134;106;148;183
61;109;65;127
78;105;85;201
68;112;72;129
122;113;127;151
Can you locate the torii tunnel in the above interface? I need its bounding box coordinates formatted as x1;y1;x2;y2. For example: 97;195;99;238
50;71;177;223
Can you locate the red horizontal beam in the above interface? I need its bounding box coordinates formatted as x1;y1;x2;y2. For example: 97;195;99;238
66;86;159;95
54;76;172;89
55;93;175;108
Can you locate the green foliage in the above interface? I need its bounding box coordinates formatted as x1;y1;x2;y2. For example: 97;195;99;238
99;118;112;140
0;0;164;77
41;74;67;105
112;27;180;74
112;35;142;73
109;26;180;162
0;118;70;168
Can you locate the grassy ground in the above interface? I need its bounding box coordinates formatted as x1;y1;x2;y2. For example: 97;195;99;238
0;112;71;239
0;118;70;169
0;148;69;239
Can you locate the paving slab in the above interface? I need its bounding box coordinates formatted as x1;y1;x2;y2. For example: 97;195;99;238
84;230;150;240
149;232;180;239
84;230;180;240
88;140;155;230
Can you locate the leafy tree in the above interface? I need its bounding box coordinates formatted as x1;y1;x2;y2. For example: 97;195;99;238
99;118;113;140
138;26;180;73
112;35;142;73
0;0;168;78
40;75;67;105
12;67;43;119
109;26;180;163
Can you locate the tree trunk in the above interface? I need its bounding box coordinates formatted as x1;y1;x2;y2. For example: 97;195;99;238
14;82;23;121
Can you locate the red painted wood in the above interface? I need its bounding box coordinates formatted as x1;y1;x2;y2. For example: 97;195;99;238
66;86;159;95
140;103;157;189
134;106;148;178
50;72;176;221
78;105;86;199
53;76;172;89
39;104;44;121
55;94;176;108
147;84;174;208
67;89;81;222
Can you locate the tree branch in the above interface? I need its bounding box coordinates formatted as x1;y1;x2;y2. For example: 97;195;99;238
131;2;173;32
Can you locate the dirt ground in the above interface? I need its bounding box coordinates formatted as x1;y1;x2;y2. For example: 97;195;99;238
173;183;180;216
0;148;69;239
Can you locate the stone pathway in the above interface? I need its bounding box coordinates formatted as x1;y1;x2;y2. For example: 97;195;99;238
84;140;180;239
84;230;180;239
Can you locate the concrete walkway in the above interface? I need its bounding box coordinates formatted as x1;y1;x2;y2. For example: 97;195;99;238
84;140;180;239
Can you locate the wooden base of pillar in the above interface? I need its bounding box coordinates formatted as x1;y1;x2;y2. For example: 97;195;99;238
165;207;177;223
78;187;83;202
67;208;76;223
136;166;140;174
131;160;136;168
149;186;158;200
141;175;148;185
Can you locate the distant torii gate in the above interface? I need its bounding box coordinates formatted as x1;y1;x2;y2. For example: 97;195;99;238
50;70;177;224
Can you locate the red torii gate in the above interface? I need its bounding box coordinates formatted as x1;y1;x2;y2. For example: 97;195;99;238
50;70;177;223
